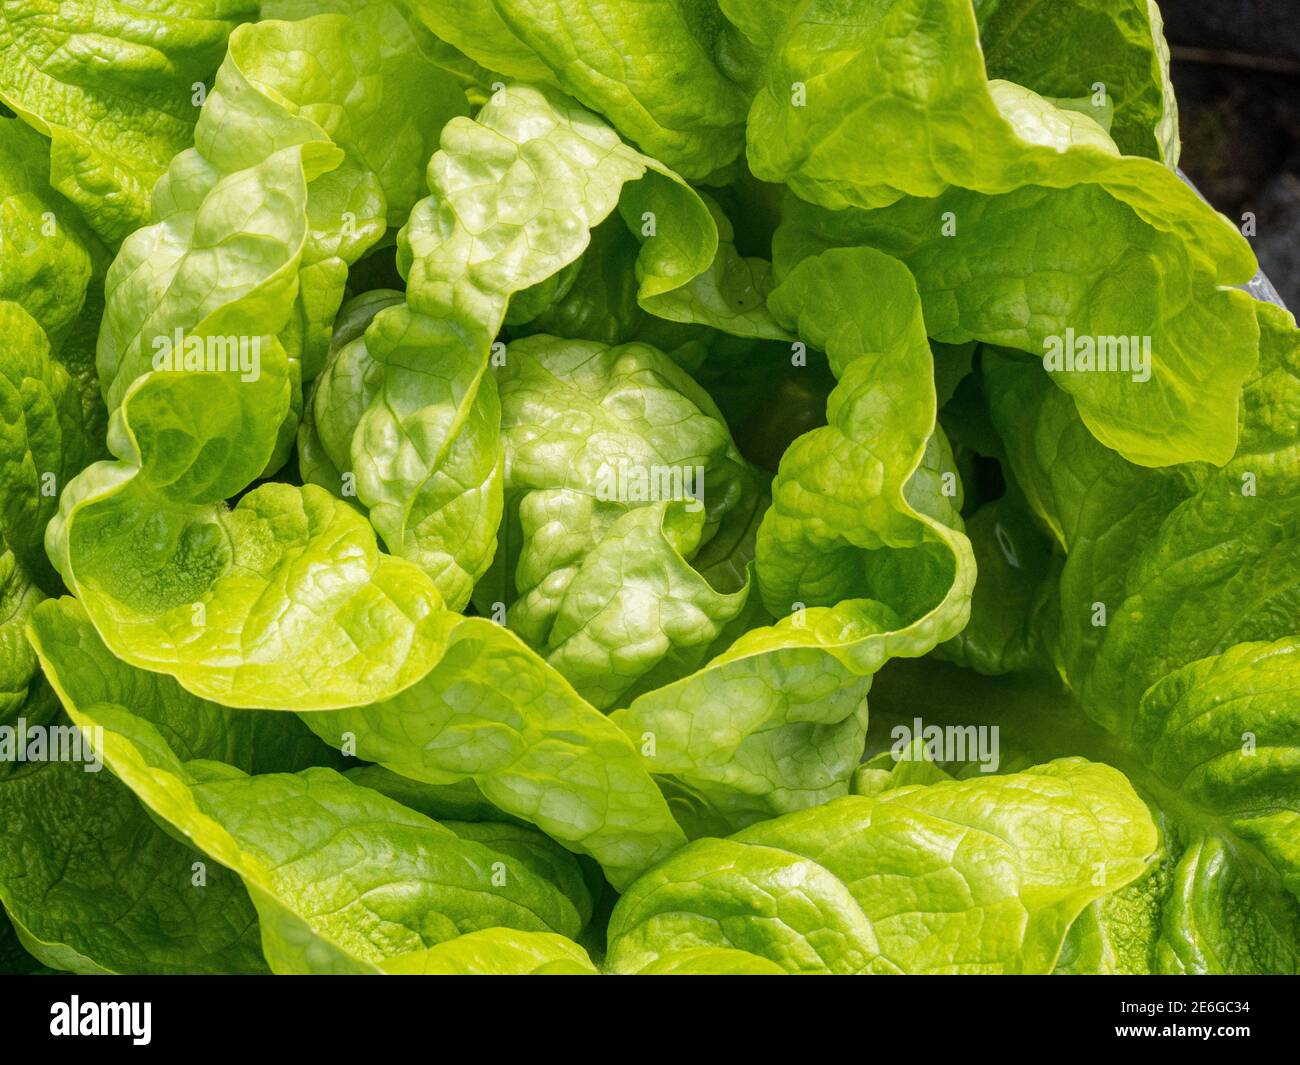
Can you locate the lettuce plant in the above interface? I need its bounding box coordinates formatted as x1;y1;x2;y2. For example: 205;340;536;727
0;0;1296;975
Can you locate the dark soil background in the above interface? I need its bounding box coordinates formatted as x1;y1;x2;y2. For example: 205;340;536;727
1163;1;1300;305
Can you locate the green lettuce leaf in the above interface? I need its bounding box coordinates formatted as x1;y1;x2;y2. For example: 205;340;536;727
302;613;688;890
28;597;591;973
47;13;461;709
973;0;1179;163
744;0;1237;243
611;247;974;826
303;83;717;610
0;302;94;591
2;602;342;974
984;303;1300;726
869;651;1300;975
476;332;760;709
774;179;1260;468
404;1;750;178
607;758;1156;973
379;928;597;974
0;0;256;243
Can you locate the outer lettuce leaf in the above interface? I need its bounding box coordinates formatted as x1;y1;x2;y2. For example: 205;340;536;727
3;602;343;975
47;14;457;709
985;303;1300;726
607;758;1157;974
611;248;974;826
27;598;590;974
0;734;270;975
774;180;1260;469
220;8;466;385
303;614;688;890
1128;642;1300;973
746;1;1258;469
0;0;256;244
744;0;1244;254
437;820;595;929
405;1;750;178
973;0;1179;163
303;83;717;610
0;127;105;714
870;654;1300;976
890;305;1300;972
